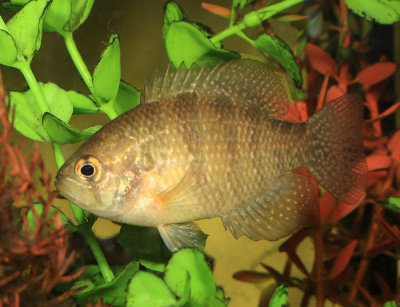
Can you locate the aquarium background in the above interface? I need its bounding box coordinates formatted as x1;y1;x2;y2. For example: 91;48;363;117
1;0;399;306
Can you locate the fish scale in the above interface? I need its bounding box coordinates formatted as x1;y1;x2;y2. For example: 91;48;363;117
56;59;367;252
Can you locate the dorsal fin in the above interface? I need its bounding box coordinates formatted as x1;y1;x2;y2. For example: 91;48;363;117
143;59;290;118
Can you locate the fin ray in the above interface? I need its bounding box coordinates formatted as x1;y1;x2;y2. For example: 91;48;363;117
305;94;367;204
222;174;315;241
158;222;207;252
143;59;289;118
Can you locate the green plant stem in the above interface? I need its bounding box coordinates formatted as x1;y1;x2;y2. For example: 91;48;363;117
52;142;86;225
210;0;304;44
19;63;49;114
62;32;97;98
82;225;115;282
52;142;114;282
100;101;119;120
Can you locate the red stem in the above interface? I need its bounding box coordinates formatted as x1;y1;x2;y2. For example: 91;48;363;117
348;214;379;302
314;226;324;307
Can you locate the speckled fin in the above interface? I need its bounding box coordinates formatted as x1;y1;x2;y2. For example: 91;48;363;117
305;94;367;204
158;223;208;252
143;59;290;118
221;174;315;241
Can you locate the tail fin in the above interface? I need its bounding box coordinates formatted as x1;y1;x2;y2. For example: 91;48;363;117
305;94;367;204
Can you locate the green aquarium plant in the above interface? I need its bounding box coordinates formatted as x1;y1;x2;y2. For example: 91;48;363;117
0;0;399;306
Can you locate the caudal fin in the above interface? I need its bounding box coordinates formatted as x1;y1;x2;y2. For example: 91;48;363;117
305;94;367;204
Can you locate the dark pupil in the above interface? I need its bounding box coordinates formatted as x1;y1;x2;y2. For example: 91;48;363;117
81;164;95;177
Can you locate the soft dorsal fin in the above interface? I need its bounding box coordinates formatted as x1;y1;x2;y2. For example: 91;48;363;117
143;59;290;118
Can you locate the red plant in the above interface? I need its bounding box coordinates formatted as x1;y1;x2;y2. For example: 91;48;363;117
233;1;400;306
0;74;82;306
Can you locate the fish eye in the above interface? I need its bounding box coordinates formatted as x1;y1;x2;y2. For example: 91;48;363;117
75;155;102;182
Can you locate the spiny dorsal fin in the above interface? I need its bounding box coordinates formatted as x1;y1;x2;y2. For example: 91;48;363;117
221;174;315;241
143;59;290;118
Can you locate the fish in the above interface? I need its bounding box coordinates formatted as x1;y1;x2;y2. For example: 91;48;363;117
55;59;367;252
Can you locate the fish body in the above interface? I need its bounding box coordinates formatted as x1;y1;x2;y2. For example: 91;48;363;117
56;59;367;251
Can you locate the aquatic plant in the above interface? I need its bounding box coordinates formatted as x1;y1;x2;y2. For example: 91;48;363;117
0;0;399;306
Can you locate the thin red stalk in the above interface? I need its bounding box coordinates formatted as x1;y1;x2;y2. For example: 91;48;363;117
348;217;379;302
314;226;324;307
316;74;329;111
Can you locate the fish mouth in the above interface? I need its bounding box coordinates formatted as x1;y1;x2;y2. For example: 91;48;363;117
55;174;122;219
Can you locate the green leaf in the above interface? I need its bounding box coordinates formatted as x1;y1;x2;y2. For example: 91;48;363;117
378;197;400;214
93;34;121;102
42;112;101;145
24;203;54;233
139;259;166;273
109;81;140;115
9;82;73;142
269;284;288;307
165;21;239;67
6;0;51;60
2;0;29;11
117;224;172;263
127;271;177;307
68;90;99;114
77;261;139;306
43;0;72;33
383;301;398;307
165;248;216;306
345;0;400;24
163;1;187;39
64;0;95;32
254;34;302;88
0;30;18;66
214;287;230;307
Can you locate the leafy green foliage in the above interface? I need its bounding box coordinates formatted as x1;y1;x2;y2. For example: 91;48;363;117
0;29;18;65
73;262;139;306
42;0;72;33
64;0;95;32
163;2;239;67
255;34;302;88
345;0;400;24
110;80;141;115
93;34;121;103
269;284;289;307
6;0;50;62
9;82;73;141
127;249;229;307
127;271;178;307
165;248;218;306
378;197;400;214
42;113;101;145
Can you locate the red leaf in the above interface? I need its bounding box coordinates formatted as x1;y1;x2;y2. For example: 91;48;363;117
328;240;358;279
201;2;231;17
366;101;400;124
283;101;308;123
232;270;270;283
388;130;400;163
326;85;345;102
319;192;336;224
306;43;337;77
327;201;360;223
366;153;391;171
353;62;397;87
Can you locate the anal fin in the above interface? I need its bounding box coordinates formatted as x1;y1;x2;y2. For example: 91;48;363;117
221;174;315;241
158;222;208;252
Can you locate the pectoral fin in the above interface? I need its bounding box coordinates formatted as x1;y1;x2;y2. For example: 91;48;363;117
221;174;315;241
158;222;208;252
